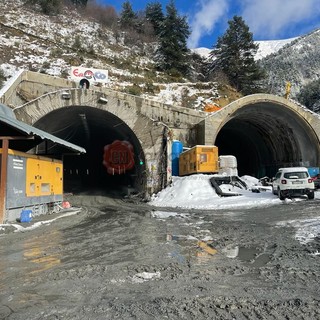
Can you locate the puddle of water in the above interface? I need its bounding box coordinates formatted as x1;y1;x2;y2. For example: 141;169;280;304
251;253;271;267
24;247;61;273
237;247;260;262
166;234;272;268
227;246;271;267
166;234;218;263
23;230;62;274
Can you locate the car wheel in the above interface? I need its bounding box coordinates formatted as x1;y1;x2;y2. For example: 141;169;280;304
308;191;315;200
278;188;285;200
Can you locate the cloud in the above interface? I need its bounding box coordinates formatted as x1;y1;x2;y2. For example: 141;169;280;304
241;0;320;38
188;0;229;48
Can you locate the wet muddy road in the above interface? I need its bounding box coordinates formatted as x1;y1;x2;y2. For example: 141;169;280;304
1;195;320;319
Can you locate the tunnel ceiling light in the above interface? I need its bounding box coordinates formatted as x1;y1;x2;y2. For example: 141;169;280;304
98;97;108;104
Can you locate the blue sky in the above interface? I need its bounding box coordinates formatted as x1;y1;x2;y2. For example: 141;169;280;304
96;0;320;48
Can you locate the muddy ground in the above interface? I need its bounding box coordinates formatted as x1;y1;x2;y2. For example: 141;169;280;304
0;194;320;319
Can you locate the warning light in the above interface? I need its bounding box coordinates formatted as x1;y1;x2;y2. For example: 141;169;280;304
139;160;144;165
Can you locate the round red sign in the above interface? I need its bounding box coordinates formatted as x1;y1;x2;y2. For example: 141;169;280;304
102;140;135;175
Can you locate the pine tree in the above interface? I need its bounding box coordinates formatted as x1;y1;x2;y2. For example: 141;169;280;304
156;0;190;76
145;2;164;36
119;1;137;30
209;15;265;94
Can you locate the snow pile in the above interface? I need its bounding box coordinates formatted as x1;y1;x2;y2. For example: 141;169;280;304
150;174;280;210
0;210;80;235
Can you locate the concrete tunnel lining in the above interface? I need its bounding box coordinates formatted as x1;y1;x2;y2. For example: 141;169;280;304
33;106;146;195
215;102;320;178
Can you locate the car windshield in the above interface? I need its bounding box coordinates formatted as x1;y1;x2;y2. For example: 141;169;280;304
283;172;308;179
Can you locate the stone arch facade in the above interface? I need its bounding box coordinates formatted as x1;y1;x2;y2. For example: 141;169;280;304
13;88;169;195
202;94;320;177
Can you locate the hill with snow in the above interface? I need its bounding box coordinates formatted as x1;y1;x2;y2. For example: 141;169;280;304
192;38;296;60
0;0;319;108
255;38;297;60
260;29;320;97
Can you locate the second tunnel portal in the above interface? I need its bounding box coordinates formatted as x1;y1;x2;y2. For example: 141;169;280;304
214;99;320;178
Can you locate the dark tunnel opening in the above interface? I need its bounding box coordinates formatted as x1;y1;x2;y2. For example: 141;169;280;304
34;106;145;196
215;103;320;178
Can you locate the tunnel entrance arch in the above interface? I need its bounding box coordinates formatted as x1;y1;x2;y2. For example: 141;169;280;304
33;106;147;195
207;95;320;178
12;88;169;196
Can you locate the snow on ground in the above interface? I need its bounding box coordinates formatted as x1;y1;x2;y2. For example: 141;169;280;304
0;209;81;235
150;174;281;210
150;174;320;245
277;218;320;245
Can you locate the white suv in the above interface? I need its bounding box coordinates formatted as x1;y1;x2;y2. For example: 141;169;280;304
272;167;315;200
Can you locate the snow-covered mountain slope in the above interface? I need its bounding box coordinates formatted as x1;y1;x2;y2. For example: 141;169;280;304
260;29;320;97
255;38;297;60
192;38;296;60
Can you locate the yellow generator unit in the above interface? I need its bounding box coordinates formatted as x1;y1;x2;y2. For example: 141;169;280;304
179;145;219;176
0;148;63;222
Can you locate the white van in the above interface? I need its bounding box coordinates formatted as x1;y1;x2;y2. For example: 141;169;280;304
272;167;315;200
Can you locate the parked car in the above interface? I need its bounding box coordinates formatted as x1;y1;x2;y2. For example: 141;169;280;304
272;167;315;200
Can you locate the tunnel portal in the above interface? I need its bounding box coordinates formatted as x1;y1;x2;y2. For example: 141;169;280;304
34;106;145;195
215;102;320;178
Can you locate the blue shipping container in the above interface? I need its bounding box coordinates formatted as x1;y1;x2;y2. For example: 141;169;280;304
20;209;32;223
172;141;183;176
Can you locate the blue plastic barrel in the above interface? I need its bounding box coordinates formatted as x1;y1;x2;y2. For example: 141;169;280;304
308;167;319;177
172;140;183;176
20;210;32;223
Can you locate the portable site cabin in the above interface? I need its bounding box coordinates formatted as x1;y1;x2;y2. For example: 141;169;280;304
0;104;85;223
179;145;219;176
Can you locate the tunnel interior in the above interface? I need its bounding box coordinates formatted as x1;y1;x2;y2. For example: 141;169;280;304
34;106;145;196
215;102;320;178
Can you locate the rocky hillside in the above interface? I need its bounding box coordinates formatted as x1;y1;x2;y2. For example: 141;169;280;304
0;0;225;110
0;0;319;109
